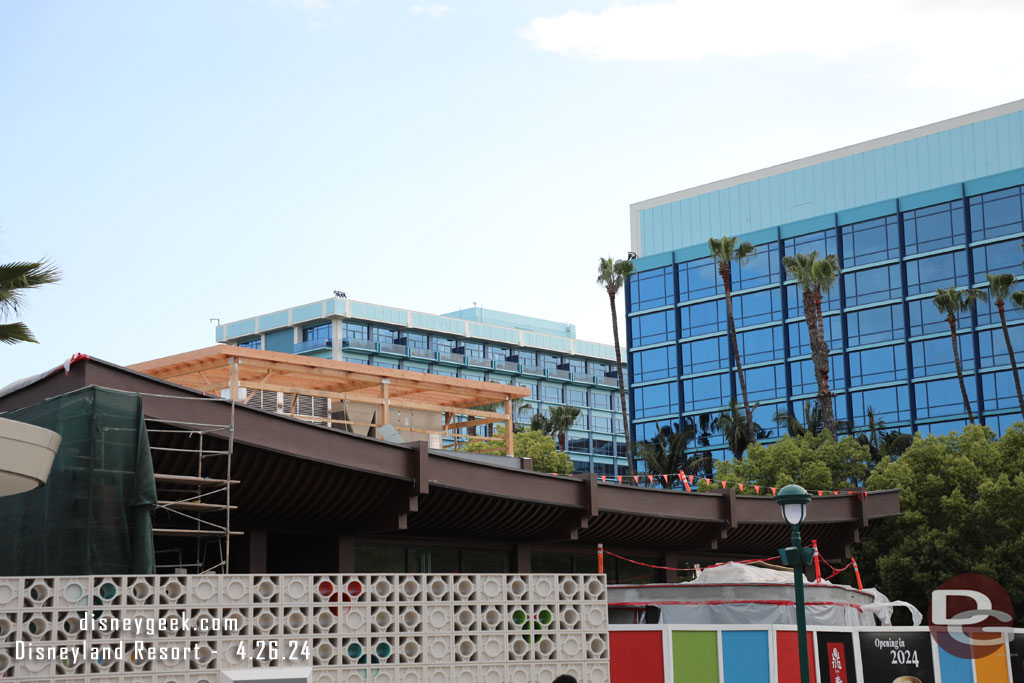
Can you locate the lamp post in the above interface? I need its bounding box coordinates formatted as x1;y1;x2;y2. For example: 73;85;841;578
776;484;814;683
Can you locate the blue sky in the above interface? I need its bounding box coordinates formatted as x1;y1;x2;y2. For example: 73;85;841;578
1;0;1021;386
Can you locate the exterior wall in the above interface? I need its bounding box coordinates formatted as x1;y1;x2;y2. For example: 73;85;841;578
627;103;1024;459
219;303;628;475
1;574;610;682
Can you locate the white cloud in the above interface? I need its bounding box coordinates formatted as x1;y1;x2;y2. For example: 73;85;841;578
522;1;1024;96
409;4;451;17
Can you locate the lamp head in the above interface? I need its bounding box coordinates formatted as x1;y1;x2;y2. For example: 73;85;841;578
775;483;811;526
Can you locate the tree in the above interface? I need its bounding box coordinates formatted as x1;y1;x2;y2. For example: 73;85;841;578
714;431;872;491
461;426;574;474
987;274;1024;417
933;287;987;424
708;238;756;449
773;400;852;438
597;257;636;476
636;422;695;488
854;407;913;467
783;251;841;437
715;399;768;460
858;424;1024;625
546;405;582;452
0;259;60;344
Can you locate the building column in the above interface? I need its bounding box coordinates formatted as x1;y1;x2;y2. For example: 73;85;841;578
338;535;355;572
249;529;268;574
515;543;532;573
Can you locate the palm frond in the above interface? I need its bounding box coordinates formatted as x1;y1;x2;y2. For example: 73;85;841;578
986;273;1016;302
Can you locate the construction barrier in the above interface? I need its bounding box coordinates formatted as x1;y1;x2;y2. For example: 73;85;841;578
609;624;1024;683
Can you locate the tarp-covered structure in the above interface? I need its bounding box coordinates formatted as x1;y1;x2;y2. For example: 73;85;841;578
0;386;157;574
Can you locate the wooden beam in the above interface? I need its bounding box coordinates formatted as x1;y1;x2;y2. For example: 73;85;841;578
381;379;390;426
504;398;514;456
228;359;239;403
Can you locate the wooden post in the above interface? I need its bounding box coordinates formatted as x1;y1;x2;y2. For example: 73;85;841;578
380;378;390;426
229;358;239;403
504;397;514;456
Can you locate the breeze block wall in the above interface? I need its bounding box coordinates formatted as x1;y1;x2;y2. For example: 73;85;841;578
0;574;610;683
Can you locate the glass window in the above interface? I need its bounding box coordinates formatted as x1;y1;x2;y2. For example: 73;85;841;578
905;250;969;296
431;336;455;353
972;240;1024;282
733;242;780;291
984;412;1019;437
539;353;562;370
372;358;399;369
915;419;966;437
629;266;673;312
459;369;485;381
915;377;977;419
737;326;785;365
848;344;907;385
680;335;729;375
904;201;966;255
343;322;368;340
981;371;1021;411
846;303;904;347
977;325;1024;369
733;288;783;327
679;298;727;336
589;361;610;376
784;228;837;260
486;345;508;361
303;323;331;342
568;358;587;374
515;380;536;398
592;438;613;455
787;315;842;357
682;373;730;412
976;291;1024;326
462;341;484;359
373;327;398;344
630;310;676;347
786;281;841;317
591;392;611;410
743;364;787;402
632;382;679;419
969;186;1024;242
910;333;973;378
841;215;900;266
517;350;537;367
789;356;845;396
237;337;261;349
844;263;902;306
591;414;612;432
568;388;589;407
541;383;562;403
406;332;428;349
677;257;720;300
343;356;368;365
567;436;589;453
850;385;912;425
631;346;678;383
907;297;969;337
431;366;456;376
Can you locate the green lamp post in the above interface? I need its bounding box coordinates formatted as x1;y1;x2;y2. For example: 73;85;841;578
776;484;814;683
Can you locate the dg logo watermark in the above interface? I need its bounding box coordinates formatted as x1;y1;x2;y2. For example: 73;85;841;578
928;573;1015;659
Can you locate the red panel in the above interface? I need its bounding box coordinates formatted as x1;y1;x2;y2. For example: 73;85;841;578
777;631;817;683
610;630;664;683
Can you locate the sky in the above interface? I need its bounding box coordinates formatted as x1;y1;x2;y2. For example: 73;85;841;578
2;0;1022;387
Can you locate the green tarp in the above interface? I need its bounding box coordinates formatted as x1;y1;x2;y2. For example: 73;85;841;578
0;386;156;574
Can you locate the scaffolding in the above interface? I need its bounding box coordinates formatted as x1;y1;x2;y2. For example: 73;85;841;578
143;392;240;574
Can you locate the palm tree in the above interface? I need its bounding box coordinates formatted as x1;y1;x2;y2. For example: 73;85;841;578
715;400;768;460
637;422;695;488
773;400;852;437
597;257;636;475
708;237;757;448
986;274;1024;417
0;260;60;344
546;405;582;452
933;287;987;424
782;251;841;437
855;407;913;467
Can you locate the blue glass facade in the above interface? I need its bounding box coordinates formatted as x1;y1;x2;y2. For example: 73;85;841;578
219;302;627;474
627;105;1024;460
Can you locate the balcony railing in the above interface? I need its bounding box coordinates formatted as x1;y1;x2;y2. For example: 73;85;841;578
378;342;409;356
467;357;493;369
598;376;620;388
547;369;571;380
294;338;332;353
574;373;595;384
437;352;466;365
410;347;436;360
342;337;376;351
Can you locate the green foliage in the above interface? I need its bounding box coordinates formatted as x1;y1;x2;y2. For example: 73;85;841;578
932;286;987;319
595;256;635;293
714;432;872;491
0;259;61;344
716;400;768;459
858;424;1024;625
547;405;582;451
461;427;573;474
637;422;694;488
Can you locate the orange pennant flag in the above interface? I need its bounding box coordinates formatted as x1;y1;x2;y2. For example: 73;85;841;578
834;490;839;496
704;478;711;487
721;481;727;489
633;475;640;484
755;485;760;494
617;475;623;484
690;475;695;485
601;475;606;483
738;483;744;492
677;471;684;481
662;474;669;484
770;487;777;495
683;478;691;492
648;474;654;483
817;490;823;496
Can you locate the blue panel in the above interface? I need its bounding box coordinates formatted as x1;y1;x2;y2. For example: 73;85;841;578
674;242;709;263
721;631;770;683
633;250;674;272
259;310;289;331
324;299;335;315
899;183;964;211
965;168;1024;197
291;302;322;324
225;319;255;339
837;199;898;226
937;644;974;683
264;328;294;353
743;226;779;246
780;213;837;239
